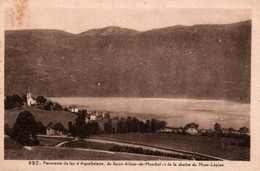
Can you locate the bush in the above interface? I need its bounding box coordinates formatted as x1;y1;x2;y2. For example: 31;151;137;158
109;145;209;160
52;102;63;111
36;122;46;135
36;96;47;105
53;123;66;133
44;101;54;110
4;95;23;109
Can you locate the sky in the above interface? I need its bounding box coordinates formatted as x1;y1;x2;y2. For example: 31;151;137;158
5;8;251;34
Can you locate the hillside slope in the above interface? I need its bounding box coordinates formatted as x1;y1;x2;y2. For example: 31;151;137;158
5;107;77;129
5;21;251;102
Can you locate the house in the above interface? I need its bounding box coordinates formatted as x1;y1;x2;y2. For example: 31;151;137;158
46;123;64;136
157;127;174;133
90;114;97;120
85;115;90;123
169;127;184;134
27;92;36;106
184;123;199;135
68;105;79;113
186;127;199;135
46;123;56;136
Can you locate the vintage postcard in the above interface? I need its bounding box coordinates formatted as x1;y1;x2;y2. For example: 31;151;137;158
1;0;260;170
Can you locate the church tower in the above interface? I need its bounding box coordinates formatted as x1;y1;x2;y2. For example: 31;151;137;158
27;92;32;106
26;88;36;106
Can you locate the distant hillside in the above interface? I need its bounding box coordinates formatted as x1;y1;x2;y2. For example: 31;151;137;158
5;21;251;102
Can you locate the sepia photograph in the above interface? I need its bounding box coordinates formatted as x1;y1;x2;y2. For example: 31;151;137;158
3;6;251;162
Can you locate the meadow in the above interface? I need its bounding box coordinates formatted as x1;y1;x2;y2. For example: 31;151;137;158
92;133;250;160
5;107;77;129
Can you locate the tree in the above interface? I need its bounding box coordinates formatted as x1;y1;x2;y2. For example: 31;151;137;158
44;101;54;110
53;123;66;133
139;120;145;133
11;95;23;107
144;120;151;133
52;102;63;111
158;120;167;130
36;96;47;105
22;94;27;105
36;122;46;135
105;111;111;119
131;117;139;132
4;95;23;109
125;117;132;133
68;113;91;140
4;96;14;109
68;121;77;137
10;111;39;145
228;127;236;132
76;113;89;139
104;119;113;133
238;127;249;134
117;118;126;133
88;121;100;134
214;123;222;132
151;119;158;133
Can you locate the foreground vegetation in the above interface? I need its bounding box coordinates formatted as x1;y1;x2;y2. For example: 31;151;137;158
109;145;211;160
61;140;214;160
93;133;250;160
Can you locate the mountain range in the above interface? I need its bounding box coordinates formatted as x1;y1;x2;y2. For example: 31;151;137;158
5;20;251;102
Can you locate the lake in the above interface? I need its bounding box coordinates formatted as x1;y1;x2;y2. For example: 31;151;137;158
49;97;250;130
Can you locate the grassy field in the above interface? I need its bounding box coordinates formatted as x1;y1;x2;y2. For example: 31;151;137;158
60;140;115;150
38;137;71;146
92;133;250;160
5;147;176;160
5;107;77;129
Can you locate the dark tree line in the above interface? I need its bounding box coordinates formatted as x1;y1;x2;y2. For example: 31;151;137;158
4;94;63;111
104;117;167;134
68;113;100;140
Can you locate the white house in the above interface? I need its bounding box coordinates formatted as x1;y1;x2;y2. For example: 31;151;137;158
157;127;173;133
186;128;199;135
68;105;79;113
46;123;64;136
90;114;97;120
46;123;56;136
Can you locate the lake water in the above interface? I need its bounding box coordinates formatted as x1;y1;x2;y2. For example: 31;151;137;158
49;97;250;129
